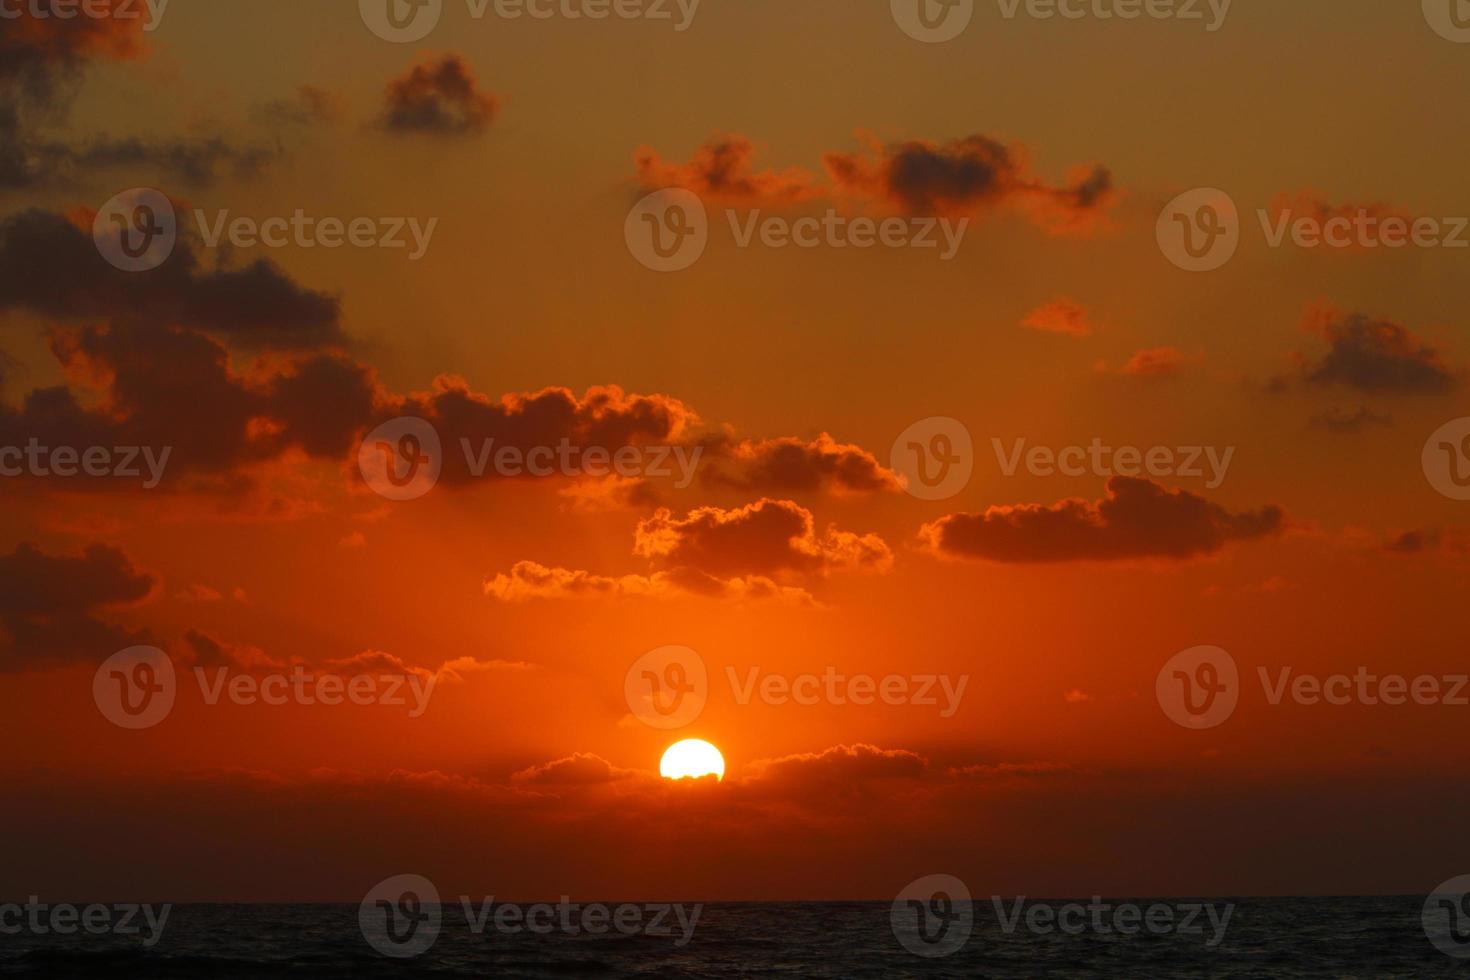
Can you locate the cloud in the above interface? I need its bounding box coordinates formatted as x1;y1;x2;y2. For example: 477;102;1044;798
1291;306;1457;393
823;133;1116;233
633;498;893;578
0;541;154;670
250;86;344;128
1384;528;1470;559
744;744;927;786
920;477;1285;563
700;433;901;495
0;321;377;487
634;135;821;205
512;753;636;786
0;209;343;350
381;54;498;136
1267;190;1407;250
485;500;887;604
1021;298;1095;337
397;380;698;486
635;131;1117;232
482;561;813;605
1096;346;1194;377
0;11;274;188
1309;406;1393;434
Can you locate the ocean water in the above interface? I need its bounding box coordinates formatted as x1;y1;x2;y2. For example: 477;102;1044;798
0;896;1462;978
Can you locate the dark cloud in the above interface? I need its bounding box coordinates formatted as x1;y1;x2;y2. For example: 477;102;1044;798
381;54;498;136
921;477;1285;563
1310;406;1393;434
400;380;697;486
0;322;377;487
633;498;892;579
700;433;901;495
1295;309;1456;394
634;135;819;205
0;541;154;670
823;134;1115;232
634;132;1116;232
0;10;271;189
0;209;343;349
250;86;344;128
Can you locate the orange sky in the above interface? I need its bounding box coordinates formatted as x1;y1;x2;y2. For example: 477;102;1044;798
3;0;1470;901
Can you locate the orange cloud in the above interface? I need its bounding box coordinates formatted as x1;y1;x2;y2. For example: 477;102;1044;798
920;478;1285;563
700;433;902;494
1021;298;1096;337
381;53;498;136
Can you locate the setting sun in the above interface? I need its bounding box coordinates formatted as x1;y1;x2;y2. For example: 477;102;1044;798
659;739;726;781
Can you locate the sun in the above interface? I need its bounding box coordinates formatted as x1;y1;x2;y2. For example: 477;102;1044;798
659;739;725;781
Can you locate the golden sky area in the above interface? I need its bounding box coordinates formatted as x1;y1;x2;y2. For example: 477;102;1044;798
3;0;1470;904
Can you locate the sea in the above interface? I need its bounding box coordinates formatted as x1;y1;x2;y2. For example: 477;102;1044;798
0;896;1463;977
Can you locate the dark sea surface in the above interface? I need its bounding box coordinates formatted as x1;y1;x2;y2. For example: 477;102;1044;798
0;896;1463;978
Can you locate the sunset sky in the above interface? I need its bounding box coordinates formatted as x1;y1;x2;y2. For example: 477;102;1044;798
4;0;1470;903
